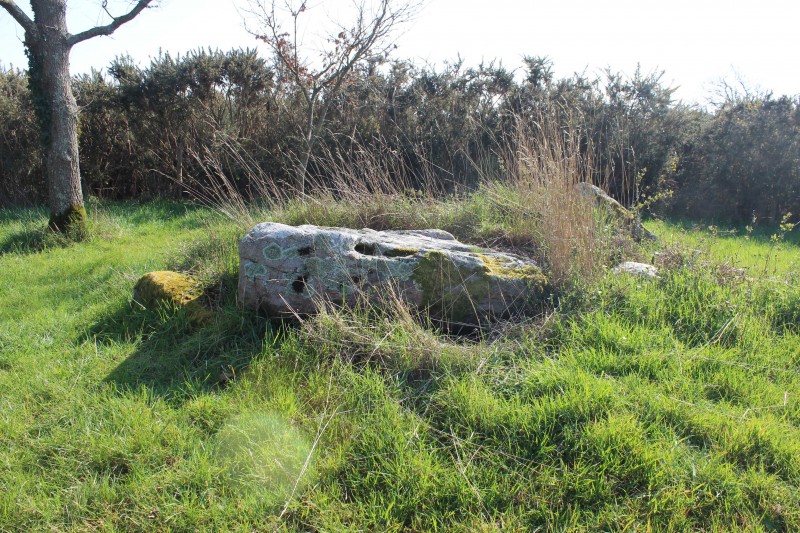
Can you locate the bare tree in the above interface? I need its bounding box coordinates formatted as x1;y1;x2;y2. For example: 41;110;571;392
244;0;419;195
0;0;154;232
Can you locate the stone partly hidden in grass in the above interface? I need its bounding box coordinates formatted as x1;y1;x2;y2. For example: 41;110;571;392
133;270;212;324
576;182;657;242
238;223;548;327
612;261;660;279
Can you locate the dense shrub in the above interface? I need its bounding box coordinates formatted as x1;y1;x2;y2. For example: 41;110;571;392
672;94;800;223
1;50;798;224
0;68;42;206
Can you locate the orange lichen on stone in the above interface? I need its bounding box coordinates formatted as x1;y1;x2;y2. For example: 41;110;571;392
133;271;211;324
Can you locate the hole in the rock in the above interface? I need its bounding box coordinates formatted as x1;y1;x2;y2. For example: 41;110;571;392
351;276;361;285
292;275;307;293
354;242;376;255
298;246;313;256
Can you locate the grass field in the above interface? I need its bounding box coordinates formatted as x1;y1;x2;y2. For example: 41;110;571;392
1;200;800;531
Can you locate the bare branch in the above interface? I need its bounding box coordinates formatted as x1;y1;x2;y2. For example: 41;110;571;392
68;0;154;47
0;0;35;34
243;0;421;192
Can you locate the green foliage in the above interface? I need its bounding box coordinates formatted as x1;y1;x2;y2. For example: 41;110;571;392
3;50;800;225
2;201;800;530
0;68;42;205
1;54;692;214
673;93;800;223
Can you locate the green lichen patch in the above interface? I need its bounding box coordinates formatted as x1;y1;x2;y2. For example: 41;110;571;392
262;244;282;260
244;262;268;282
134;270;212;324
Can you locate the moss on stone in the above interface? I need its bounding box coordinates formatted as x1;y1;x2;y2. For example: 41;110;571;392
134;271;212;324
383;247;418;258
412;250;481;323
411;251;548;324
479;255;547;289
48;204;87;236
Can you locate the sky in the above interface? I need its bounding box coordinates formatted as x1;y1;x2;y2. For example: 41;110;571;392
1;0;799;105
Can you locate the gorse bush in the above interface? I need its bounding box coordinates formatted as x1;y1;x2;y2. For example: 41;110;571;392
0;56;676;208
2;51;799;224
671;93;800;223
0;68;42;206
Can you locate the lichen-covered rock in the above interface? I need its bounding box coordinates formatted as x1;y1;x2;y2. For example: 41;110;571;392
238;223;548;326
133;271;212;323
576;182;657;242
612;261;659;279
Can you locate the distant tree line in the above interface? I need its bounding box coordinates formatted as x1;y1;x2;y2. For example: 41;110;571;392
1;48;798;224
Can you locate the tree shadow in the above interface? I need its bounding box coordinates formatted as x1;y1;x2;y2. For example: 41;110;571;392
0;225;85;255
104;199;210;229
89;273;272;401
0;227;48;254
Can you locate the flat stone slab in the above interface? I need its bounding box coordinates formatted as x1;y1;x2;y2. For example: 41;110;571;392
238;223;548;326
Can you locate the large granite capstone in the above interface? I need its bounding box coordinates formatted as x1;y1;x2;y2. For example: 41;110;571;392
238;223;548;326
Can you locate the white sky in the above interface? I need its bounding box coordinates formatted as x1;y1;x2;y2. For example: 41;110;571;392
1;0;799;105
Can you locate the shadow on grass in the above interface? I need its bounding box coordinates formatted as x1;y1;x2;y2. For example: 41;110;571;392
0;227;49;254
101;199;210;229
89;274;273;400
0;226;92;255
0;200;212;256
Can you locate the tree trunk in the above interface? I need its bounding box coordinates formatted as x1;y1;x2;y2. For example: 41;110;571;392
295;107;316;196
29;0;86;233
3;0;152;232
295;98;333;196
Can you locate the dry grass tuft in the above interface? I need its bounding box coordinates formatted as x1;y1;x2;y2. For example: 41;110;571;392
490;114;610;285
186;114;634;291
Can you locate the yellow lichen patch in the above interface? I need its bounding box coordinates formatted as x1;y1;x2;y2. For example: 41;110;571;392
134;271;212;324
478;255;546;285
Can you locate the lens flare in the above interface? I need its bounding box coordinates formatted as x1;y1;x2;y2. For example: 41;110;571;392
214;411;315;505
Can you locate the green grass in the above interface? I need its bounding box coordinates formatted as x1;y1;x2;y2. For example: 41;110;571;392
2;201;800;531
647;218;800;279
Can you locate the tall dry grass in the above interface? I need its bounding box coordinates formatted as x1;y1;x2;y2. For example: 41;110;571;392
493;114;609;285
185;132;447;231
186;111;625;289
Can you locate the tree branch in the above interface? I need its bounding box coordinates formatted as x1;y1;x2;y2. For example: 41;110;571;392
0;0;35;35
68;0;154;46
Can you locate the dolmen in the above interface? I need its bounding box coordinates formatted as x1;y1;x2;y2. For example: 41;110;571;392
238;223;548;327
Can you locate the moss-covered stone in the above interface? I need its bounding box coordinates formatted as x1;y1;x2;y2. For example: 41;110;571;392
239;222;551;326
412;251;476;323
133;271;212;324
48;204;87;236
